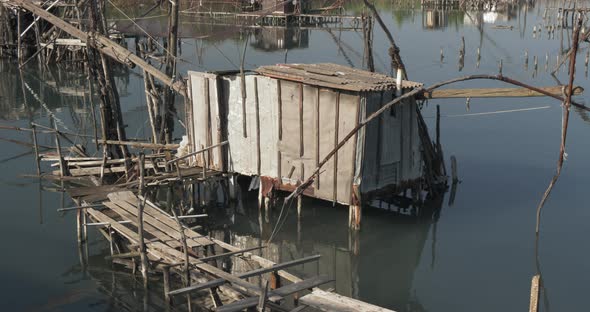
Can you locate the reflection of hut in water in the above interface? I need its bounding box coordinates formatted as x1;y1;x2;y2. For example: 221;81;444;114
422;10;448;29
186;63;440;229
259;0;295;14
208;191;442;311
250;27;309;51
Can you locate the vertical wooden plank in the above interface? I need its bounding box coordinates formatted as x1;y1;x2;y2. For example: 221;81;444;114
299;83;304;157
375;92;384;185
255;77;261;176
350;96;360;203
185;75;193;162
241;73;247;138
333;92;340;204
278;79;283;141
277;151;282;181
204;78;211;168
315;88;320;189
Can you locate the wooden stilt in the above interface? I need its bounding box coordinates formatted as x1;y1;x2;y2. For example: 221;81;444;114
297;195;302;218
31;123;41;175
529;274;540;312
137;153;149;288
451;155;458;183
51;119;67;177
348;204;362;231
76;208;84;244
162;265;172;305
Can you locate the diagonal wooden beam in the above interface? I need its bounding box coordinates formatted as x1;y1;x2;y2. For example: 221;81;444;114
12;0;187;97
168;255;322;296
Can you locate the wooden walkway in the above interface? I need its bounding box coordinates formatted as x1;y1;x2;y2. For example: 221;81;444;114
74;189;375;311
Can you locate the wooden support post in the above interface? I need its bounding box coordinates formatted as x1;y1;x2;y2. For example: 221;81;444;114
349;204;362;231
297;195;302;218
82;209;88;246
257;281;269;312
228;175;238;202
107;224;114;257
31;123;41;175
51;119;67;177
137;153;149;288
163;265;172;305
171;209;191;310
76;208;84;245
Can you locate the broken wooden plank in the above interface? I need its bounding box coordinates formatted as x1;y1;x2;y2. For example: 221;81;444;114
168;255;321;296
215;275;333;312
419;85;584;99
169;246;267;267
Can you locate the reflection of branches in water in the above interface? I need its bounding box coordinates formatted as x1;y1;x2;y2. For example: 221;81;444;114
573;104;590;123
325;28;355;67
463;11;513;60
534;235;551;312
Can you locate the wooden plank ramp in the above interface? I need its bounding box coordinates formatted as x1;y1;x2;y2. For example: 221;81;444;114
76;190;365;310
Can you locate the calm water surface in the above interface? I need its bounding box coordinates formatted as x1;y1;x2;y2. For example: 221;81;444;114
1;0;589;311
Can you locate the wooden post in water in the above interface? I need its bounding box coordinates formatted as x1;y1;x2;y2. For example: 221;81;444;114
31;123;41;175
297;195;302;218
51;119;67;177
529;274;540;312
451;155;458;184
137;153;149;288
76;209;84;245
162;265;172;305
171;209;191;310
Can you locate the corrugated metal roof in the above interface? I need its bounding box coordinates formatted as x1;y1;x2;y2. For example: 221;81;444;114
255;63;423;92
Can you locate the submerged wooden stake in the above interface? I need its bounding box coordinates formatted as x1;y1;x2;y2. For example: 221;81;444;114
137;153;149;288
529;274;540;312
451;155;458;184
51;120;67;177
163;265;171;304
31;123;41;175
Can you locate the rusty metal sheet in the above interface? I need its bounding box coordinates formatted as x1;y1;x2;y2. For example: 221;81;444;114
255;63;422;92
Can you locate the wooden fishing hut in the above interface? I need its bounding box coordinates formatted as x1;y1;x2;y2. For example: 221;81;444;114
186;63;425;229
